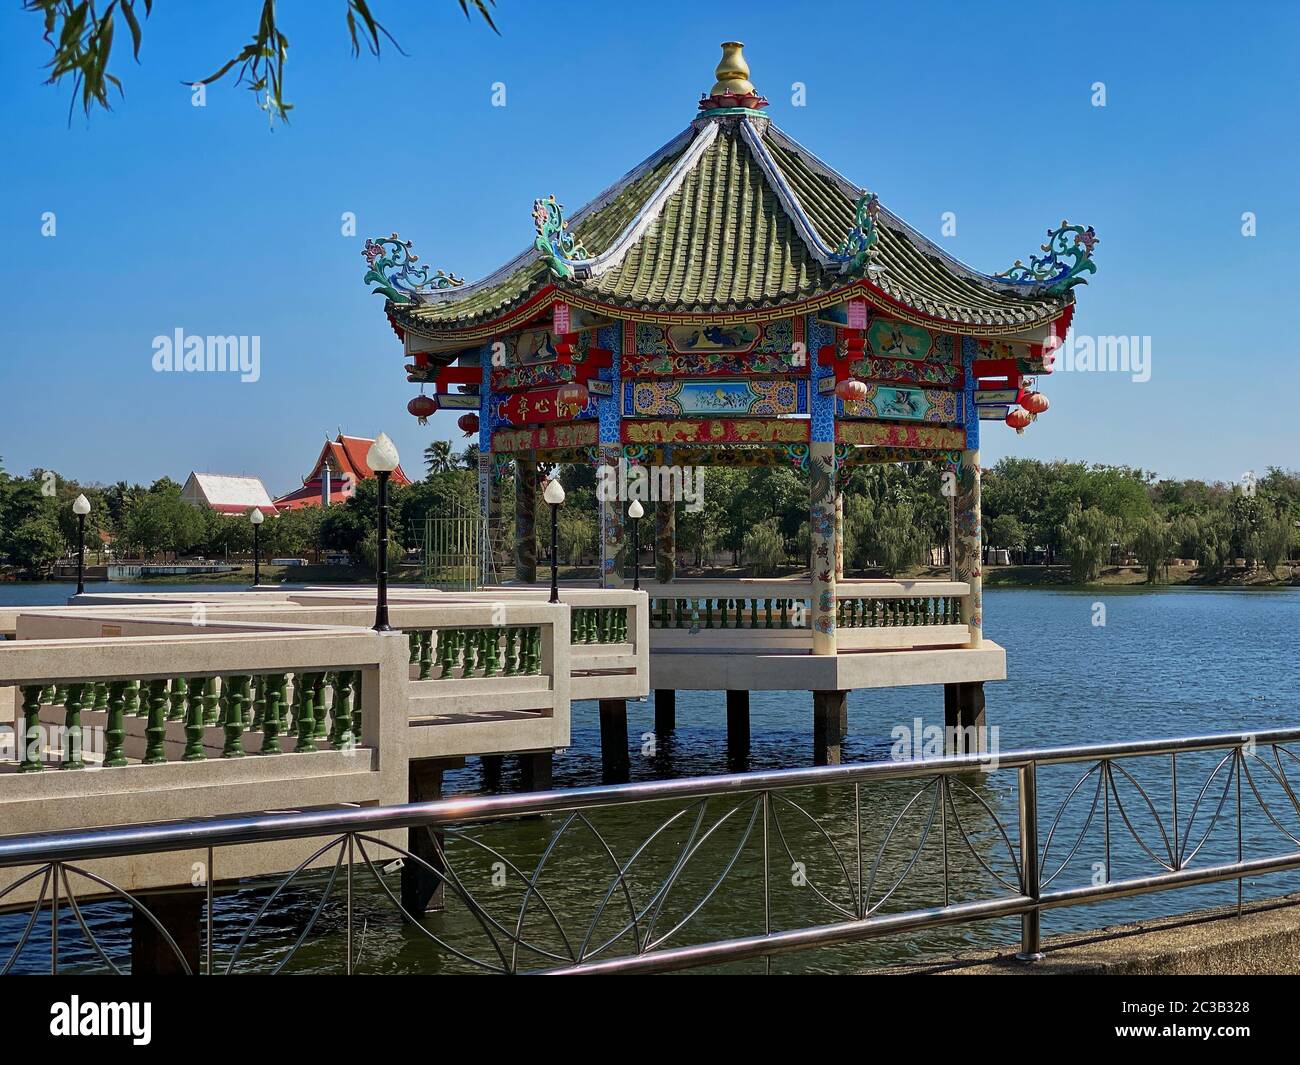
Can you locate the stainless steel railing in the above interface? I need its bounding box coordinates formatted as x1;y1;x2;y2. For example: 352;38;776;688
3;727;1300;974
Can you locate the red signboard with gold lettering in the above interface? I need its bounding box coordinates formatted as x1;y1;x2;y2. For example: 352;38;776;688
496;385;595;426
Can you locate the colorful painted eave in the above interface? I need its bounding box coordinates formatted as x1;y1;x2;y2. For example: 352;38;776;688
383;92;1080;345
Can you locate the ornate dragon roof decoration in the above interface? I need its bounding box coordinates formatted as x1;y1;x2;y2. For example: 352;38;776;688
362;235;463;302
997;221;1099;294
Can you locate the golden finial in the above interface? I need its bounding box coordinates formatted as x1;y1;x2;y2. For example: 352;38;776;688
710;41;755;97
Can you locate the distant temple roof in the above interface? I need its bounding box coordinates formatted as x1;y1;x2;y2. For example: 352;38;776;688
380;43;1075;345
273;434;412;511
181;472;278;516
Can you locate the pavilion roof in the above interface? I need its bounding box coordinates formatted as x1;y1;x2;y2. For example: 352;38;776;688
387;53;1075;342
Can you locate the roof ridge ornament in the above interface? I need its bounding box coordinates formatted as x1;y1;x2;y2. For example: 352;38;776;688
533;195;590;279
997;220;1099;294
699;41;768;113
829;192;882;274
362;234;464;302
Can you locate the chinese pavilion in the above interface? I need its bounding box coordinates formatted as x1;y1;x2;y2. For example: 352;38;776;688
366;42;1094;659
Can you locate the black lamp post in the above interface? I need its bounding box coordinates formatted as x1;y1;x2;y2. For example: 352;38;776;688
249;507;264;586
544;476;565;604
627;498;643;591
72;494;90;595
367;433;401;631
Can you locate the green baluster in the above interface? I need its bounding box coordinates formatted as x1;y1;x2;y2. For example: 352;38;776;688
168;676;188;721
60;682;86;769
765;599;773;628
780;598;789;627
408;630;420;664
618;608;628;641
223;675;248;757
349;671;363;744
261;675;285;755
526;628;540;674
751;598;760;629
142;678;168;764
720;598;729;627
127;680;142;716
330;672;354;750
502;628;519;676
18;685;44;772
419;631;433;680
296;672;316;752
313;673;329;739
484;628;501;676
53;684;68;707
92;680;108;711
183;676;206;761
104;680;128;768
250;681;266;728
202;677;219;725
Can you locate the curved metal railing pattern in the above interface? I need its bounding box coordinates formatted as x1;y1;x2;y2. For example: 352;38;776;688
3;728;1300;974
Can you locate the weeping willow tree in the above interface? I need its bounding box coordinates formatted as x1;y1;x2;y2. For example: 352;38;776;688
1059;504;1118;583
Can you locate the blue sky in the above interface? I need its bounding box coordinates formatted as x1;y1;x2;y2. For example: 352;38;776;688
1;0;1297;494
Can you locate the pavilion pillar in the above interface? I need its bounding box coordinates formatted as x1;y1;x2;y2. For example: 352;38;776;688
809;440;838;655
655;484;676;583
597;443;626;588
954;449;983;646
834;490;844;580
515;455;538;583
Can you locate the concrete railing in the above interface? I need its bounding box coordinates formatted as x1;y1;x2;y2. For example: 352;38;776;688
36;587;650;704
0;621;410;904
10;598;582;762
639;579;973;652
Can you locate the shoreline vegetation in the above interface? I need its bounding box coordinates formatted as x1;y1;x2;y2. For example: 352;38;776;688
5;559;1296;591
3;453;1297;591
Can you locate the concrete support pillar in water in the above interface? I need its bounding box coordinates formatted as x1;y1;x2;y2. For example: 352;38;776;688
654;688;676;734
519;751;553;791
944;681;987;755
514;455;538;584
131;890;202;975
954;452;983;646
813;690;848;765
480;754;503;789
599;698;630;781
809;441;838;655
402;760;448;917
726;690;750;759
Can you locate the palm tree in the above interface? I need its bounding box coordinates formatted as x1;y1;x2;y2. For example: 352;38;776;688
424;440;456;477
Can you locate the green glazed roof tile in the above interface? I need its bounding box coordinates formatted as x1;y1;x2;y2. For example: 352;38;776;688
395;118;1068;335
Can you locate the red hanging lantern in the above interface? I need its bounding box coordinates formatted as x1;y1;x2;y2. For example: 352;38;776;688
457;413;480;437
1005;407;1033;434
407;394;437;425
1021;390;1050;415
835;378;869;402
556;380;589;412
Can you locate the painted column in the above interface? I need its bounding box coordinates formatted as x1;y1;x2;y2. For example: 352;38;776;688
834;489;844;580
596;324;625;588
655;460;676;583
478;343;494;586
957;337;983;645
515;454;538;583
809;315;838;655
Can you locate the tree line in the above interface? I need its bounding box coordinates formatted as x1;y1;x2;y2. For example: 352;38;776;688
2;451;1296;584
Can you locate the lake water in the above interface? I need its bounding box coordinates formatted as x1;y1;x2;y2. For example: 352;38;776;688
2;582;1298;973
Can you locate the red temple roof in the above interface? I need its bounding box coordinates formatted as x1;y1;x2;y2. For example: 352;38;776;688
273;434;411;511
